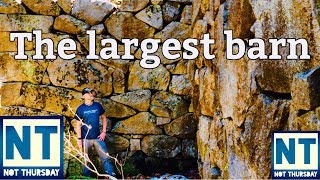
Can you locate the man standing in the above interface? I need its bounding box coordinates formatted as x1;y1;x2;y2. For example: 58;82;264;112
73;87;115;177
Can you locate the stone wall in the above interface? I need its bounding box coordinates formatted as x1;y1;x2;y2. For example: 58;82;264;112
192;0;320;178
0;0;197;177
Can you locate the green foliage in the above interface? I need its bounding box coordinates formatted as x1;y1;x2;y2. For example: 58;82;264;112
67;175;95;179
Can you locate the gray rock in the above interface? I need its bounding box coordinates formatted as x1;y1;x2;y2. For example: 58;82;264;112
155;21;192;42
169;75;192;95
135;5;163;30
119;0;149;12
71;0;115;25
162;2;180;23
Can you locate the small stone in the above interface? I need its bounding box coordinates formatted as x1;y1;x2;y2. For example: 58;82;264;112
130;139;141;151
102;99;136;118
119;0;149;12
150;105;170;118
105;12;155;41
0;0;26;14
71;0;115;25
180;5;192;24
1;82;22;106
292;66;320;110
141;135;181;158
151;0;164;5
162;2;180;23
110;89;151;111
113;69;126;94
155;21;191;42
135;5;163;30
169;75;192;95
90;24;106;34
156;117;171;125
0;14;54;33
22;0;61;16
112;112;162;134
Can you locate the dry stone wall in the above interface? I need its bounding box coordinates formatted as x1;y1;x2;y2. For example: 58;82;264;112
192;0;320;178
0;0;197;176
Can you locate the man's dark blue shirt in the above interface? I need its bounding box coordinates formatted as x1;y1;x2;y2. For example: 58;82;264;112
75;102;105;139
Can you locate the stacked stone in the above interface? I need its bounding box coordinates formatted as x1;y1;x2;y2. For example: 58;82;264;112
0;0;197;176
191;0;320;179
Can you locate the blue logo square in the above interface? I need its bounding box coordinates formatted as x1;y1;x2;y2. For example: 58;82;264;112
0;116;64;179
272;131;320;179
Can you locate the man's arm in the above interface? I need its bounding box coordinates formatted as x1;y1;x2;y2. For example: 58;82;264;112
97;114;107;141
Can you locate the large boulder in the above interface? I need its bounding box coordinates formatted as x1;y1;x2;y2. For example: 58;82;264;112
105;12;155;41
53;15;90;35
110;89;151;111
135;5;163;30
22;0;62;16
47;58;113;96
0;53;49;84
105;134;129;153
128;61;170;91
112;112;162;134
102;99;136;118
141;135;181;158
151;91;190;119
164;113;197;138
119;0;149;12
71;0;115;25
0;14;53;33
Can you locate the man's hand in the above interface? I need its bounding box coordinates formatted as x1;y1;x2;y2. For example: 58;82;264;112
97;132;106;141
77;139;83;150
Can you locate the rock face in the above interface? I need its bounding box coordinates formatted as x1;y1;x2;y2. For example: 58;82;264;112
54;15;90;35
22;0;62;16
141;135;181;158
192;0;320;179
112;112;162;134
71;0;114;25
105;12;155;41
164;113;197;138
110;90;151;111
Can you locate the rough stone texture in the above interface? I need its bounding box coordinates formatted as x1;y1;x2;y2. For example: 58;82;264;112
151;91;190;119
0;0;26;14
71;0;114;25
102;99;136;118
90;24;106;34
22;0;62;16
292;66;320;110
156;117;171;125
134;45;182;64
110;89;151;111
57;0;73;14
164;113;197;138
47;58;113;96
130;139;141;151
0;53;49;84
180;5;192;24
169;75;192;95
1;82;23;106
105;133;129;153
119;0;149;12
112;112;163;134
162;2;180;23
128;61;170;91
112;69;126;93
15;83;82;117
0;14;54;33
135;5;163;30
54;15;90;35
141;135;181;158
0;32;33;52
155;21;192;42
105;12;155;41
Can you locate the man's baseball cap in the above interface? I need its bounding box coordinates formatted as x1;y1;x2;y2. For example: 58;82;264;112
82;87;91;95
